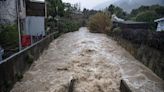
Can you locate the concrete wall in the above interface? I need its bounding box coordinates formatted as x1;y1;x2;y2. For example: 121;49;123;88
111;36;164;80
0;0;16;24
110;34;164;92
0;33;55;92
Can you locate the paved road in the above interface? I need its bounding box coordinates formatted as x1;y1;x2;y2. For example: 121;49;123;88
11;27;163;92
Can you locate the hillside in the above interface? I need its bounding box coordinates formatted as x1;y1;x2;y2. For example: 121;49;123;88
94;0;164;13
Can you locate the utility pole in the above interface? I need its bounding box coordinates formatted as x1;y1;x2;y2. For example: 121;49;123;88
16;0;22;51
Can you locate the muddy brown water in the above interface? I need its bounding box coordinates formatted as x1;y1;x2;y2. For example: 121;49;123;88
11;27;163;92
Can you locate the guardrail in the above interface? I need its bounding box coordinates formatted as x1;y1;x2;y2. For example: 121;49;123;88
0;32;56;92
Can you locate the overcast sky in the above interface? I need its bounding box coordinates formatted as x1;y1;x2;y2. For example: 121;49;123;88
34;0;110;9
62;0;109;9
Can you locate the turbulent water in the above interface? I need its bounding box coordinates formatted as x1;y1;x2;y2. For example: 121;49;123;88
11;27;163;92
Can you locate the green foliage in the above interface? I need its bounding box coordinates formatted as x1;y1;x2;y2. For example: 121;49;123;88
47;18;81;36
130;6;150;18
47;0;84;36
107;4;127;19
88;12;112;33
47;0;83;34
15;72;23;81
135;11;158;22
108;5;115;14
83;8;99;20
58;19;81;34
63;3;81;18
113;27;122;33
63;3;72;18
129;5;164;22
47;0;65;18
108;27;122;36
0;24;19;49
155;6;164;16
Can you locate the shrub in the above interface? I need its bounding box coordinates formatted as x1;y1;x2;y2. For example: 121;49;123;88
109;27;122;36
58;19;80;33
0;24;19;48
47;17;82;37
88;12;112;33
113;27;122;33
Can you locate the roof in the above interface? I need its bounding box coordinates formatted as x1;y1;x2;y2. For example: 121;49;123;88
112;14;124;22
154;17;164;22
113;20;147;24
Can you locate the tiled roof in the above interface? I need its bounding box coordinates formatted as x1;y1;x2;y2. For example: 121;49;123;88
154;17;164;22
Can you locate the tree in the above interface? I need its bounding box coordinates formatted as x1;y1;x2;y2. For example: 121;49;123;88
88;12;112;33
63;3;81;18
130;6;150;18
135;11;158;22
129;5;164;21
108;5;115;14
47;0;64;18
107;4;127;19
154;6;164;17
114;6;127;19
63;3;72;18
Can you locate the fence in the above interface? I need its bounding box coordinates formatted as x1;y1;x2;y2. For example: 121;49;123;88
117;29;164;51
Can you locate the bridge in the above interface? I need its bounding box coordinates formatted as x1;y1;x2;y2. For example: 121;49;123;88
0;28;164;92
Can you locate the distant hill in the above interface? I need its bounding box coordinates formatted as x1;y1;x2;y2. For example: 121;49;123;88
94;0;164;13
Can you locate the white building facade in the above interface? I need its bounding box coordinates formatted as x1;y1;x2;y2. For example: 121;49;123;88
155;18;164;32
24;1;46;44
0;0;46;47
25;16;45;36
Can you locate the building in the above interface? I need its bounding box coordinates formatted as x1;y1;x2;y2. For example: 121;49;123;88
0;0;17;24
25;0;46;44
20;0;46;46
113;20;149;30
112;14;124;22
154;18;164;32
112;15;149;30
0;0;26;23
0;0;46;50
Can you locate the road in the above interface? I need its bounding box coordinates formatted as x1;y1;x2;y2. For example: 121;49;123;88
11;27;163;92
